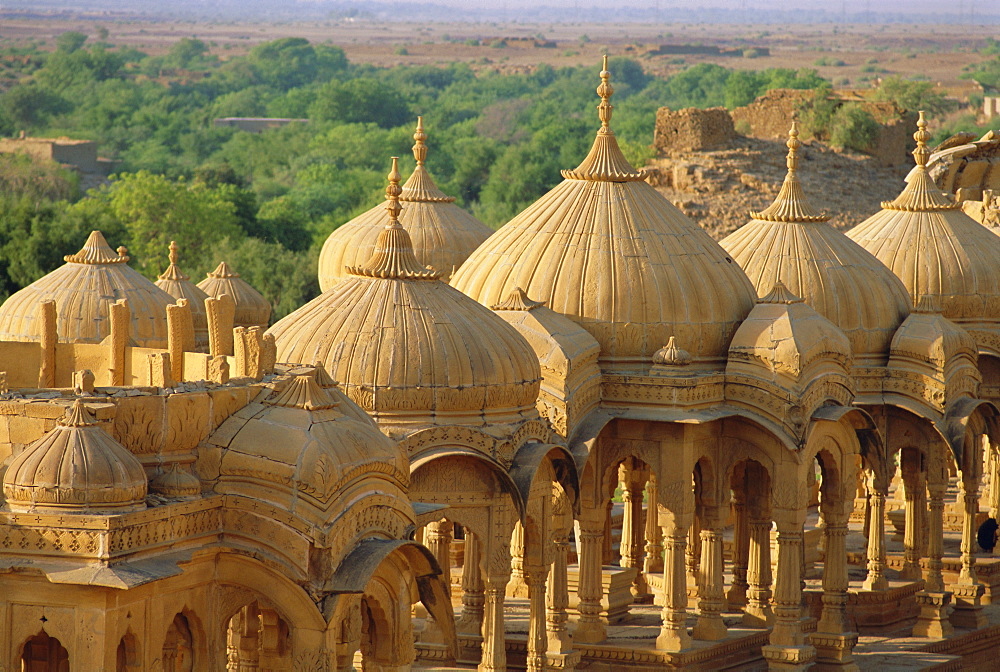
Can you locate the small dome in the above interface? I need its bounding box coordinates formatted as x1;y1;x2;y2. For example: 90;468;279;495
0;231;174;347
155;241;210;347
217;375;409;514
846;113;1000;322
197;261;271;329
728;281;852;382
890;296;979;369
317;118;493;289
451;59;756;368
721;119;912;364
3;401;147;513
269;159;541;425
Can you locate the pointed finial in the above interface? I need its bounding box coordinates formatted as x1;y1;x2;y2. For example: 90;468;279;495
61;399;97;427
386;156;402;224
412;116;427;166
913;110;930;168
597;54;614;133
168;240;179;266
785;114;801;176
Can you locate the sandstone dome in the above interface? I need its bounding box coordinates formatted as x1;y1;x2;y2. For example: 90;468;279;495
216;374;409;518
197;261;271;329
720;119;912;365
269;159;541;425
450;58;757;368
846;112;1000;323
0;231;175;348
317;117;492;290
155;240;210;348
3;400;147;513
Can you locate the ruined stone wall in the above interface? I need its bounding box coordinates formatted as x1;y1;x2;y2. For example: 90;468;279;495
730;89;814;140
654;107;735;153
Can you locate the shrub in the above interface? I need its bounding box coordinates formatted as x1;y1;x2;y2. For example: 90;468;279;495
829;104;880;153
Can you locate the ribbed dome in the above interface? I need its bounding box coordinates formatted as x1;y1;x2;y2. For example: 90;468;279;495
847;112;1000;322
269;159;541;424
721;119;912;364
0;231;174;348
317;117;492;290
3;400;147;513
197;262;271;329
217;374;409;514
155;241;210;347
451;59;757;367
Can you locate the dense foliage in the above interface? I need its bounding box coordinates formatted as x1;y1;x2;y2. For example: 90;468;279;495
0;34;831;319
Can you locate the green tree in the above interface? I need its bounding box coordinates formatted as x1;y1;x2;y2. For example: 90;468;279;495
308;78;410;128
55;31;88;54
829;104;881;152
72;171;244;277
872;76;953;115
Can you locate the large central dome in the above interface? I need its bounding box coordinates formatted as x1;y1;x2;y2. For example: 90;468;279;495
451;58;756;367
268;159;541;426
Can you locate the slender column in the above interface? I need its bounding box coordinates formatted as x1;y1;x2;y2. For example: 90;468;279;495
619;466;647;595
727;497;750;609
546;532;573;654
458;531;485;635
644;476;664;575
526;564;547;672
950;476;987;629
656;524;692;651
480;575;509;672
509;521;526;595
574;514;606;644
924;484;946;592
602;501;615;566
957;487;980;585
744;516;773;626
425;520;453;598
692;509;727;640
862;485;888;592
813;511;859;668
900;458;925;581
686;512;701;591
990;449;1000;521
762;520;816;671
421;520;454;645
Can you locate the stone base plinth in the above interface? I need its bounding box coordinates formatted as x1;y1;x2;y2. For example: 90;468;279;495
949;583;987;630
810;631;859;670
761;643;817;672
545;650;582;670
567;565;637;624
912;591;954;638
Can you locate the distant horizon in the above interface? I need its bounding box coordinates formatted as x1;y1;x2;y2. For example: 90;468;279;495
4;0;1000;24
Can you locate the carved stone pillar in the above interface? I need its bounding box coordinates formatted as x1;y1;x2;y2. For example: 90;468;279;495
925;484;946;592
727;496;750;609
762;520;816;671
686;512;701;591
480;576;509;672
644;476;664;575
951;480;987;630
458;531;485;636
692;508;727;640
656;524;692;652
812;512;858;670
744;515;773;627
526;563;547;672
619;463;647;596
421;520;454;645
574;513;606;644
509;521;527;596
862;483;888;592
900;456;926;581
546;532;573;654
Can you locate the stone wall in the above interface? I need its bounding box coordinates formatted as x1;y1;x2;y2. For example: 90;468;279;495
654;107;736;154
730;89;814;140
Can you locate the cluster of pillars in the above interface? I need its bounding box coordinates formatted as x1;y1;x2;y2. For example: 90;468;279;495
421;519;576;672
415;449;997;671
